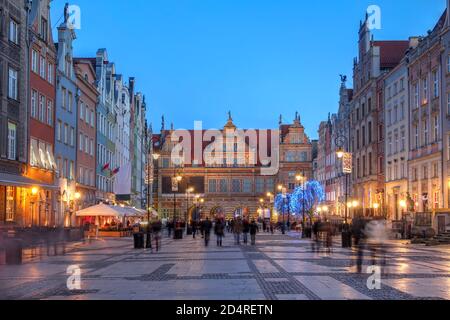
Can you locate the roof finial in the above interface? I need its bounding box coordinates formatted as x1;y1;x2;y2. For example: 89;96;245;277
279;114;282;126
228;110;232;121
170;122;174;131
295;111;298;122
64;3;69;23
161;115;165;131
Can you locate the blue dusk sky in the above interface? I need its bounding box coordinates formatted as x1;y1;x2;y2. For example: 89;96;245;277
51;0;446;139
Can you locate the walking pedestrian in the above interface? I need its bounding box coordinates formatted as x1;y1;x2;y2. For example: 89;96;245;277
167;220;173;238
203;217;212;246
152;219;162;251
191;220;197;239
249;219;259;245
233;217;243;245
214;218;225;247
242;218;250;244
262;220;267;233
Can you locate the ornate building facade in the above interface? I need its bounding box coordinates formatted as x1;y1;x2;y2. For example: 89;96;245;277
152;114;312;220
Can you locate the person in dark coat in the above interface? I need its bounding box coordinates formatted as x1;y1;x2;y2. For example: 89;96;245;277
191;220;197;239
202;218;212;246
249;220;259;245
242;219;250;244
152;219;162;251
214;218;225;247
167;220;173;237
262;220;267;233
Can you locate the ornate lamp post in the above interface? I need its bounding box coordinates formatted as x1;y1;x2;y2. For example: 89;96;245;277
185;187;194;233
336;133;353;247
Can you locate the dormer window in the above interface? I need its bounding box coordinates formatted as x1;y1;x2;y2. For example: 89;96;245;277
41;17;48;42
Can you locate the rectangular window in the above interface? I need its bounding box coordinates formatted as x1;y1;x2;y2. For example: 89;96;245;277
31;90;37;118
5;187;15;222
414;83;419;109
433;70;439;98
256;177;264;193
39;56;46;78
231;179;242;193
68;91;73;112
243;179;252;193
85;106;89;123
434;115;439;142
423;120;428;145
32;50;38;73
85;135;89;154
46;100;53;126
61;88;66;109
40;17;48;41
70;127;75;147
48;63;53;84
80;102;84;120
208;179;217;193
9;19;19;44
39;95;45;122
69;161;74;180
7;122;17;160
90;139;94;156
56;120;62;141
79;133;84;151
8;68;18;100
64;124;68;144
90;109;95;127
219;179;227;193
422;78;428;104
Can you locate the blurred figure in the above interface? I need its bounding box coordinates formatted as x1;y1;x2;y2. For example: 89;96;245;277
311;219;321;253
249;219;259;245
242;219;250;244
214;218;225;247
191;220;197;239
233;217;243;245
152;219;162;251
202;218;212;246
364;219;389;269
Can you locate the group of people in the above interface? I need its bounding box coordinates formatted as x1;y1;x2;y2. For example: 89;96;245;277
189;217;260;247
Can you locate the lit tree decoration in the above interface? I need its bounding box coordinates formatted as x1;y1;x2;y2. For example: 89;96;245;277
290;180;325;218
274;193;291;215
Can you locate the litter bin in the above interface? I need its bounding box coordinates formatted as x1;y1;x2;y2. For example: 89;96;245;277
5;239;23;265
341;231;352;248
133;232;144;249
174;228;183;239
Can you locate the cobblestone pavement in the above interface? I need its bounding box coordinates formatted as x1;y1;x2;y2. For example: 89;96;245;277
1;231;450;300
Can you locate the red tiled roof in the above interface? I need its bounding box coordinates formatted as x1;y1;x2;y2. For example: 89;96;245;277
372;41;409;69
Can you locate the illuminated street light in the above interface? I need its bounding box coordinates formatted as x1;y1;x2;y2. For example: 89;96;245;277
277;184;283;191
322;206;329;212
352;200;359;208
336;147;345;159
399;200;407;208
31;187;38;195
74;192;81;200
373;203;380;209
317;207;322;213
152;153;160;160
347;202;353;208
295;174;303;182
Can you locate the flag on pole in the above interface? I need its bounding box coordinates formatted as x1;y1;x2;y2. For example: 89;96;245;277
102;163;110;171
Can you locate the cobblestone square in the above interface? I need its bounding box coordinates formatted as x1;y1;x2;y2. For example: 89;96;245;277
1;232;449;300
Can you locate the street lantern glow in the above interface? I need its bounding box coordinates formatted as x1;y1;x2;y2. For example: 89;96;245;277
259;198;264;203
188;187;194;193
277;184;283;191
31;187;38;195
74;192;81;200
322;205;329;212
176;174;182;182
152;153;160;160
352;200;359;207
317;207;322;213
200;198;204;203
336;147;345;159
347;202;353;208
295;174;303;182
399;200;407;208
373;203;379;209
266;192;273;197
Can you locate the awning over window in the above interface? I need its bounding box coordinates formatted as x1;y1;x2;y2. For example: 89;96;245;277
0;172;59;190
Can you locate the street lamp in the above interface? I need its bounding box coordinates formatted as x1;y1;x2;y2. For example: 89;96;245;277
185;186;194;233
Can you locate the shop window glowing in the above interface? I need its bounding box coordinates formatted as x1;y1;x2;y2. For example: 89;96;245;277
6;186;15;221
